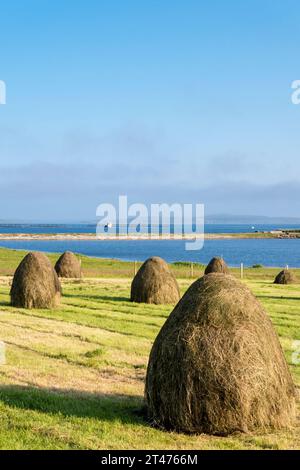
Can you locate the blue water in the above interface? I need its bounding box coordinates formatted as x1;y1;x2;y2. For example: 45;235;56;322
0;224;96;234
1;223;300;234
0;238;299;268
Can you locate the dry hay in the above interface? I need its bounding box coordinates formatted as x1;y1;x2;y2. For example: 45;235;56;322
145;273;296;435
10;252;61;309
130;256;180;304
55;251;82;278
204;257;229;275
274;269;297;285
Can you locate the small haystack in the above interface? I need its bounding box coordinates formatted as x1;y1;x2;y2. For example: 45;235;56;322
274;269;296;285
204;256;229;275
145;273;295;435
55;251;82;278
131;256;180;304
11;252;61;309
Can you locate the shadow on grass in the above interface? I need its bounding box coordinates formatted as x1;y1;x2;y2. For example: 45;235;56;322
63;292;130;303
0;385;147;424
256;293;300;301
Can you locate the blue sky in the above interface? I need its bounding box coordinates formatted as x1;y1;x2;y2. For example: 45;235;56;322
1;0;300;220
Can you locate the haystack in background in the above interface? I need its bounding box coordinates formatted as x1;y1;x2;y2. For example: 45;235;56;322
274;269;296;285
11;252;61;309
145;273;295;435
131;256;180;304
204;256;229;275
55;251;82;278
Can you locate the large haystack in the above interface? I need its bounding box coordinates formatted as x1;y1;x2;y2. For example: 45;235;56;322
55;251;82;278
204;257;229;275
145;273;295;435
274;269;296;285
131;256;180;304
11;252;61;309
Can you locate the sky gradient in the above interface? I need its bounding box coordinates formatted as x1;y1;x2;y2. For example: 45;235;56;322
1;0;300;221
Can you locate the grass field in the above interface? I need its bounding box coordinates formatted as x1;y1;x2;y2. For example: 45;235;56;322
0;247;299;449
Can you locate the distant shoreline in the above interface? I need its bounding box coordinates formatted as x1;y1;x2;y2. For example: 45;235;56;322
0;231;299;241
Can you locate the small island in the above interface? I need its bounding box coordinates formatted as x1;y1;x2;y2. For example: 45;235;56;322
0;228;299;241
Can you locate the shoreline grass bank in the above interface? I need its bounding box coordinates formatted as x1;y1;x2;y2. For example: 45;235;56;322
0;247;298;280
0;231;299;241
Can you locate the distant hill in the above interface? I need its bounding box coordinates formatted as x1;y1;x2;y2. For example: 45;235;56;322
205;214;300;224
1;215;300;225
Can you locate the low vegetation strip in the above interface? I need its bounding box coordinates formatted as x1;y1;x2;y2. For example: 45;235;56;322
0;247;297;280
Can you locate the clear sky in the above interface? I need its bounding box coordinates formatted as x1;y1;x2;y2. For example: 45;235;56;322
0;0;300;221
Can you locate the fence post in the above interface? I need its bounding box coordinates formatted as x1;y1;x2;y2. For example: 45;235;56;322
190;262;194;278
240;262;244;279
79;258;82;281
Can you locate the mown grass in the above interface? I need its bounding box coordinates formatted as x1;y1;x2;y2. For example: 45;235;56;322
0;248;299;449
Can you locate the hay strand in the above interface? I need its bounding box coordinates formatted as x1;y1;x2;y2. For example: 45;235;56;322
55;251;82;278
204;257;229;275
274;269;297;285
131;256;180;304
10;252;61;309
145;273;295;435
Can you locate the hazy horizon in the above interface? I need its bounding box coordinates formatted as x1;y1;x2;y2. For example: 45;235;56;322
2;214;300;225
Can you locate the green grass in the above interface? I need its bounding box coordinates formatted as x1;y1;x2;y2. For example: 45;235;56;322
0;246;296;280
0;248;299;449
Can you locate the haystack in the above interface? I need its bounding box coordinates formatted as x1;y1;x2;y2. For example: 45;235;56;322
55;251;82;278
131;256;180;304
10;252;61;309
204;256;229;275
145;273;295;435
274;269;296;285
